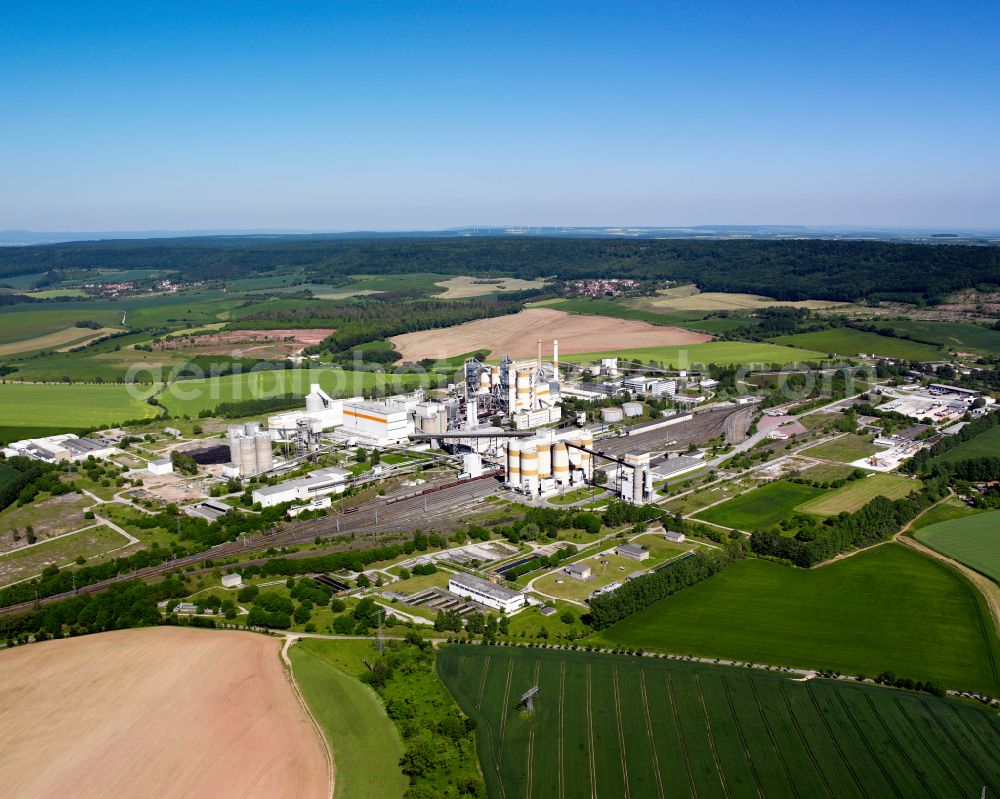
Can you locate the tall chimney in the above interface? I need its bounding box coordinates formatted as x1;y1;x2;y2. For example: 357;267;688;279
537;338;542;371
553;339;559;376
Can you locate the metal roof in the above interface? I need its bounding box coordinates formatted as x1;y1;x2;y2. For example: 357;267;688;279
449;573;524;602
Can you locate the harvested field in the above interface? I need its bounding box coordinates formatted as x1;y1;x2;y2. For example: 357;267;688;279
390;307;712;361
631;286;847;312
0;326;121;357
0;492;94;553
153;328;334;358
433;275;547;298
0;628;330;799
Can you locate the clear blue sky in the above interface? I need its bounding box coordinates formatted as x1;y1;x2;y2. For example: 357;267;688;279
1;1;998;230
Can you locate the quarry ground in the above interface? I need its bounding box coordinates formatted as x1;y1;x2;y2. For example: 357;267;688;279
0;627;330;799
390;306;712;360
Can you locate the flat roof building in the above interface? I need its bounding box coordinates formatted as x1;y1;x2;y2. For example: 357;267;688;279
564;563;592;580
253;466;351;508
448;573;526;613
617;543;650;561
147;458;173;475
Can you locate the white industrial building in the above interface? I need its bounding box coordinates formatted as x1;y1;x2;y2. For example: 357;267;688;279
448;573;526;613
617;543;650;561
221;573;243;589
268;383;346;440
228;422;274;477
340;397;415;446
3;433;117;463
601;406;624;423
252;466;351;508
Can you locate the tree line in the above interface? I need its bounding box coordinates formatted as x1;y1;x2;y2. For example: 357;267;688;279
3;236;997;303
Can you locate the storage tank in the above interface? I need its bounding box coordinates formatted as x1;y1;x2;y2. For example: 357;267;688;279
254;433;273;474
244;421;260;436
552;442;570;484
520;446;538;494
490;365;500;387
579;430;593;479
632;465;644;504
567;433;583;469
228;425;244;470
305;391;323;413
536;442;552;478
506;441;521;486
239;436;257;476
479;371;490;393
516;370;531;410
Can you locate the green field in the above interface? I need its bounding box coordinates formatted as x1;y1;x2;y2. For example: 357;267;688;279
795;473;919;516
0;383;160;429
290;639;407;799
909;496;983;532
439;645;1000;799
538;297;711;326
0;525;130;587
593;544;1000;692
932;426;1000;464
157;367;436;416
881;320;1000;356
803;433;878;463
694;480;825;530
560;341;826;368
772;328;944;360
916;511;1000;583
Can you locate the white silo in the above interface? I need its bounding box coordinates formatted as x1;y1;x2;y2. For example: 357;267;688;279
567;433;583;470
479;370;490;393
506;441;521;487
244;421;260;436
239;436;257;476
254;432;273;474
520;446;538;494
467;398;478;431
516;370;531;411
632;465;644;504
579;430;594;479
490;365;500;387
305;390;323;413
552;442;570;485
536;442;552;478
228;425;245;471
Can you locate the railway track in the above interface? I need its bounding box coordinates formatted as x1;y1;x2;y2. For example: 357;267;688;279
0;474;503;617
597;407;741;456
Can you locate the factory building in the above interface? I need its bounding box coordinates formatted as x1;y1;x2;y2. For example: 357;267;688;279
463;341;560;424
341;399;414;446
268;384;346;439
3;434;117;463
252;466;351;508
448;573;526;613
228;422;274;477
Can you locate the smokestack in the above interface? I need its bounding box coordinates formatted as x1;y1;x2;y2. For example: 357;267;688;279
537;338;542;371
553;339;559;376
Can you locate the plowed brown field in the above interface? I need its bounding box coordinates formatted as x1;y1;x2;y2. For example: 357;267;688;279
0;627;329;799
390;307;711;360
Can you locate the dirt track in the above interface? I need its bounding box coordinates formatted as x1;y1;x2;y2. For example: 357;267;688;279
0;627;329;799
390;307;711;360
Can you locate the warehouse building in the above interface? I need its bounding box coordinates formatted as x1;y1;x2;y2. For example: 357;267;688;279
147;458;173;475
617;543;650;561
252;466;351;508
3;433;117;463
564;563;592;580
448;573;526;613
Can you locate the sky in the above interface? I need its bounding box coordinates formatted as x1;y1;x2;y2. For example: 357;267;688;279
1;1;998;231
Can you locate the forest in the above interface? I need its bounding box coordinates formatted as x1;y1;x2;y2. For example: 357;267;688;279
2;235;998;302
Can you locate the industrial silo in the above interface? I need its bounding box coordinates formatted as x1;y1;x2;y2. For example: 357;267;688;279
228;425;245;471
536;442;551;478
516;369;530;410
239;436;257;476
506;441;521;487
520;446;538;494
254;432;273;474
579;430;594;479
552;442;570;485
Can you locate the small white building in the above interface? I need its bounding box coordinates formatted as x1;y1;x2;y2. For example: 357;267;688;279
448;573;526;613
147;458;173;475
564;563;592;580
617;544;650;561
221;573;243;589
664;530;686;543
